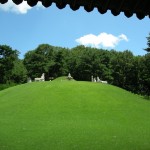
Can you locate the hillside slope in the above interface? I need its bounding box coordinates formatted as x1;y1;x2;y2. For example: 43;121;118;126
0;80;150;150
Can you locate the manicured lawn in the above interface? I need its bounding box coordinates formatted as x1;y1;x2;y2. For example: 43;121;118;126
0;79;150;150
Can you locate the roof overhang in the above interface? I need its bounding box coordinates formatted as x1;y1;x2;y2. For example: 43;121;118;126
0;0;150;20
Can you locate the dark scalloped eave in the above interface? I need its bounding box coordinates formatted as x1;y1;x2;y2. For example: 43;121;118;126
0;0;150;20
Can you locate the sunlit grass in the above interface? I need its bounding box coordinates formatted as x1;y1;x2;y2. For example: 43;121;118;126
0;79;150;150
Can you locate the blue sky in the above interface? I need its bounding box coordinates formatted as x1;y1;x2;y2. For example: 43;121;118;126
0;0;150;58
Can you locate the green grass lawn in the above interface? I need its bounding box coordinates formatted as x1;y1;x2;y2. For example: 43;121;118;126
0;78;150;150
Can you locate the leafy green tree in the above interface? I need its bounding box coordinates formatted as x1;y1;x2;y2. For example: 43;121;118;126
22;42;150;97
144;33;150;52
131;56;143;93
11;59;27;83
110;50;134;90
23;50;37;80
51;47;69;77
0;45;18;83
68;46;112;81
94;49;112;82
24;44;56;80
140;53;150;96
69;46;93;81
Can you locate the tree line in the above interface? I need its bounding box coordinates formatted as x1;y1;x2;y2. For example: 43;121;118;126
0;45;27;90
0;33;150;97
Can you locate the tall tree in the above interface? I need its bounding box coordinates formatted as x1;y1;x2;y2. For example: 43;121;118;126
11;59;27;83
110;50;134;90
69;46;112;81
24;44;56;80
52;48;69;77
140;53;150;96
144;33;150;52
69;46;94;81
0;45;18;83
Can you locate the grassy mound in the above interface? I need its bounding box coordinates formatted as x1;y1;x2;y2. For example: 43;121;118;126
53;76;75;81
0;80;150;150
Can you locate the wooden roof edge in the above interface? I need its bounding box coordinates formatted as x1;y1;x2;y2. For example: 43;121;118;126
0;0;150;20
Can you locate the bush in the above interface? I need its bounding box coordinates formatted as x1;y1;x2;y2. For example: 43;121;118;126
0;83;17;91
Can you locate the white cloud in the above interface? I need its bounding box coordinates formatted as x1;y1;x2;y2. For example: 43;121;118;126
76;32;129;48
0;0;44;14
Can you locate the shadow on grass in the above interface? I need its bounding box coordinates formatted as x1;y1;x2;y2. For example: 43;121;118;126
144;95;150;100
0;83;17;91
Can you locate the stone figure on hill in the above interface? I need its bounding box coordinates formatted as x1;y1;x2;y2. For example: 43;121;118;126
67;73;73;80
34;73;45;82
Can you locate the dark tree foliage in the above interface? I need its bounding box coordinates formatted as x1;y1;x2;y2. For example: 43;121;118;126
68;46;93;81
1;38;149;97
1;41;150;97
0;45;18;83
140;54;150;96
23;43;150;97
52;48;69;77
144;33;150;52
23;44;70;80
110;50;135;91
11;59;27;83
0;45;27;91
23;44;55;80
